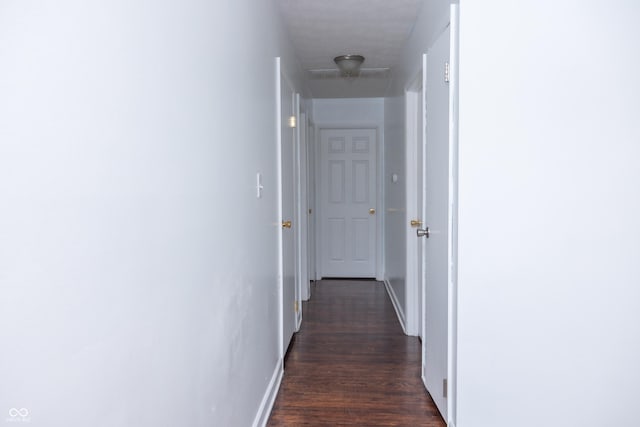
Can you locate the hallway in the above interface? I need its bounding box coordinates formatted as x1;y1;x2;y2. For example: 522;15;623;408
268;280;445;426
2;1;639;425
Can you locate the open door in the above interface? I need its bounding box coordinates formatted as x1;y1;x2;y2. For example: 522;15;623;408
306;121;317;287
419;5;459;423
422;23;450;418
406;67;426;338
278;60;298;355
295;97;305;328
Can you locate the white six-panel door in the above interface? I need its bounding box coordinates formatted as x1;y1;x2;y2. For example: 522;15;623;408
318;128;377;278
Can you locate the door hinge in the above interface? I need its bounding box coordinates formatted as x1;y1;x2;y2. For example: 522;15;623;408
443;378;448;398
288;115;297;128
294;300;299;313
444;61;450;83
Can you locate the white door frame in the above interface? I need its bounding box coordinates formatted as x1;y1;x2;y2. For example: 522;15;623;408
446;4;459;425
275;57;284;360
405;62;426;337
306;118;316;296
313;124;384;281
276;58;301;356
295;99;307;328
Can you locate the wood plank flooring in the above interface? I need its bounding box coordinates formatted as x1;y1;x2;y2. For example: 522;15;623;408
267;280;445;426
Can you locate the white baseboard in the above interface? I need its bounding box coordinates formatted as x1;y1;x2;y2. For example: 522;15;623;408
383;279;407;334
252;359;284;427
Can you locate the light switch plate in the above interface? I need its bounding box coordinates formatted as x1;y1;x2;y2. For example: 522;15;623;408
256;173;264;198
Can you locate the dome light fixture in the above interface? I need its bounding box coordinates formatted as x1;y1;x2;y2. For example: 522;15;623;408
334;54;365;77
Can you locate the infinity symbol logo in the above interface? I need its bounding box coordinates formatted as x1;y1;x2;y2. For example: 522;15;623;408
8;408;29;417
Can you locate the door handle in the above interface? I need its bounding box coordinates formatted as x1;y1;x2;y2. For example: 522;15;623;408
282;220;292;229
369;208;376;215
417;227;430;238
410;219;422;227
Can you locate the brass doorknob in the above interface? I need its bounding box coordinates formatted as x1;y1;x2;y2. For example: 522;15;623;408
410;219;423;227
282;220;292;229
369;208;376;215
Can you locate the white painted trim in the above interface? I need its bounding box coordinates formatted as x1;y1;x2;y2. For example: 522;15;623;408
252;359;284;427
314;123;383;280
376;122;385;282
279;65;299;353
275;57;284;361
383;279;407;334
298;110;309;302
421;49;429;393
404;71;423;337
313;124;322;281
447;5;460;427
294;93;303;331
306;120;318;285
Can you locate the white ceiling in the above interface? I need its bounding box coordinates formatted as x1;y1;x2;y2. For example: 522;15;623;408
275;0;424;98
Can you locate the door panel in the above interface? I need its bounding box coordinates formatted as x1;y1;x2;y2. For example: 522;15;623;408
329;161;346;202
296;111;309;306
319;128;377;278
423;25;451;419
280;72;296;354
352;161;369;202
328;218;345;260
417;81;425;340
352;218;369;260
307;122;317;286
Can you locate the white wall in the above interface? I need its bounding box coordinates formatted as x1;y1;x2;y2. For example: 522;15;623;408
311;98;385;280
457;1;640;426
384;0;450;327
0;0;300;425
311;98;385;126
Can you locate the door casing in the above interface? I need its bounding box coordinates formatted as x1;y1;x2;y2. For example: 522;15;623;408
276;58;300;357
405;64;426;338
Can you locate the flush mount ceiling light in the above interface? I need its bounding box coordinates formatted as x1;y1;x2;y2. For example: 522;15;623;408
334;54;365;77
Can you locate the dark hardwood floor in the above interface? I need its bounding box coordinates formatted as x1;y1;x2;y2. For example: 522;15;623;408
267;279;446;426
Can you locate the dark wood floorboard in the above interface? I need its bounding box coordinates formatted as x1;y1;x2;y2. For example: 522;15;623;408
267;280;446;426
